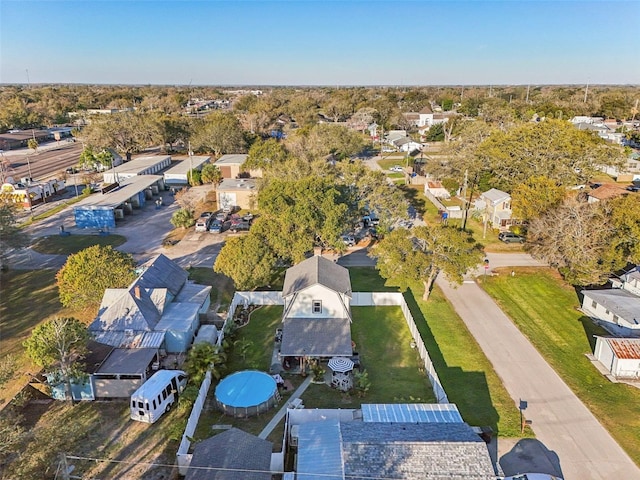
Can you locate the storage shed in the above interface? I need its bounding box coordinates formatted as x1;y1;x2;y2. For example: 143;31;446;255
594;336;640;379
163;156;211;186
214;154;248;179
103;155;171;184
154;302;201;353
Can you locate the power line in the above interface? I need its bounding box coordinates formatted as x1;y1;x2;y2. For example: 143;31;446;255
63;453;497;479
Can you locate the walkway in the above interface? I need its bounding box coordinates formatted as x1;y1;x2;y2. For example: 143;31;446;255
258;376;312;439
436;275;640;479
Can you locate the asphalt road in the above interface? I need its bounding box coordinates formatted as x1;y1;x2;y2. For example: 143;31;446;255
3;141;83;182
436;275;640;479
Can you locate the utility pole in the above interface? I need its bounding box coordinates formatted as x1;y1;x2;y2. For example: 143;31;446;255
525;85;530;104
188;141;194;185
584;81;589;103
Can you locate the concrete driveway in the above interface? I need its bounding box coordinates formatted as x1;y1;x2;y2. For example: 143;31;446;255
436;274;640;479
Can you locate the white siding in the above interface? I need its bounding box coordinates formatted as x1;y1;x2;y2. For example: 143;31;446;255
285;284;349;318
595;337;615;373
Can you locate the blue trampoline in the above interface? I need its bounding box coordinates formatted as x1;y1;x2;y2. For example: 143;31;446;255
215;370;279;417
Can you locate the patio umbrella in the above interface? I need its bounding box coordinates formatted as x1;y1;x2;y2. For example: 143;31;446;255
328;357;354;373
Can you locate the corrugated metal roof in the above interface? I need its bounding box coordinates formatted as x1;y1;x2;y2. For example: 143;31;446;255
163;156;210;175
97;348;157;374
73;175;163;209
136;254;188;297
604;337;640;360
91;331;164;349
297;420;344;480
155;302;200;331
174;282;211;305
362;403;463;424
215;153;248;165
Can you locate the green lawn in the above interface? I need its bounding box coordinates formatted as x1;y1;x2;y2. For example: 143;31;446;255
480;268;640;464
405;283;527;437
377;158;408;171
31;234;127;255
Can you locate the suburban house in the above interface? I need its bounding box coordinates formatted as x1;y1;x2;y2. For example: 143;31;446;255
217;178;257;211
392;137;422;153
581;266;640;337
475;188;514;229
586;183;630;203
287;403;496;479
279;255;353;366
163;155;211;187
76;254;212;399
593;336;640;379
214;153;262;179
424;180;451;199
185;428;273;480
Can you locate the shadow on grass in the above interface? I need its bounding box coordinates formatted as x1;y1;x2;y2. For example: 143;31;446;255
398;185;427;216
403;287;501;434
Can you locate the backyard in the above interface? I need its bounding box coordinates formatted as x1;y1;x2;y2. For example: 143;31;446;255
480;268;640;465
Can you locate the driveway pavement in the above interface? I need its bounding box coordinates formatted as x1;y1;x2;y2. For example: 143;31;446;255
436;274;640;479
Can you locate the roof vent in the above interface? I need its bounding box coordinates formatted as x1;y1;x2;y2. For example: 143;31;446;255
125;329;134;337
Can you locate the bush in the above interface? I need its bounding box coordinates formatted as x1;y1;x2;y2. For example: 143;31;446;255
170;208;195;229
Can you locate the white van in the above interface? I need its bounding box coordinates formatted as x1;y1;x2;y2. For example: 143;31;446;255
130;370;187;423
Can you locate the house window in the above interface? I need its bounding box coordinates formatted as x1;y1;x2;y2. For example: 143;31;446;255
605;309;610;315
591;300;597;309
312;300;322;314
613;315;619;324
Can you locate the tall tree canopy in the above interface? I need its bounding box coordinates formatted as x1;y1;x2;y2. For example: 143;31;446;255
510;176;567;222
527;195;640;286
23;317;89;401
371;225;483;300
190;111;246;155
475;119;625;191
56;245;136;310
214;232;277;290
82;110;163;160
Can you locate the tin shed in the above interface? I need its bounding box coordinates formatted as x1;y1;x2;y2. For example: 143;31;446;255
594;336;640;379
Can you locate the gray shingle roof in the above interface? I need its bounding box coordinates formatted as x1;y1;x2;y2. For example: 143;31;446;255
185;428;272;480
340;423;495;480
136;254;188;297
280;317;352;357
282;256;352;298
481;188;510;205
296;421;495;480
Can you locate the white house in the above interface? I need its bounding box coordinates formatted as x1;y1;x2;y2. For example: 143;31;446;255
475;188;514;229
424;180;450;199
279;255;353;359
594;336;640;379
581;289;640;337
393;137;422;153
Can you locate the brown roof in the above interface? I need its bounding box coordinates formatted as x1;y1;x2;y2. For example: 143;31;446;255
603;337;640;360
427;181;445;189
419;105;433;114
588;183;629;201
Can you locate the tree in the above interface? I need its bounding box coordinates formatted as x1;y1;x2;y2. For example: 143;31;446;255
82;110;162;161
244;137;290;171
170;208;195;229
183;342;226;383
371;225;483;300
257;176;349;262
306;123;365;161
27;138;38;154
56;245;136;310
424;123;445;141
23;317;89;401
214;231;277;290
190;111;246;155
187;169;202;186
510;176;567;222
0;204;29;268
200;163;222;185
527;197;625;286
475;119;626;191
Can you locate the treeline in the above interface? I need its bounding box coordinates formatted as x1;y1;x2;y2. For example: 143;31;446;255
1;84;638;133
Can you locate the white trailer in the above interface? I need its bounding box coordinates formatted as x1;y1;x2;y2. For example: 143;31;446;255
130;369;187;423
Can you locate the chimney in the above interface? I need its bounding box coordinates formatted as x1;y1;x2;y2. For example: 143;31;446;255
313;246;322;257
134;285;141;299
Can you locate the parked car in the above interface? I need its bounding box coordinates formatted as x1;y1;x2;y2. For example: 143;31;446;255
199;211;213;219
215;211;229;222
209;219;223;233
195;216;211;232
389;166;404;172
341;234;356;247
229;221;251;233
498;232;525;243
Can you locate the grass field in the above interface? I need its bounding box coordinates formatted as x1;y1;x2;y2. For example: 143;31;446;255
31;234;127;255
480;268;640;464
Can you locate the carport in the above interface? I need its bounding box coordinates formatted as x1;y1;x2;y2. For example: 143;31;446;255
73;175;163;229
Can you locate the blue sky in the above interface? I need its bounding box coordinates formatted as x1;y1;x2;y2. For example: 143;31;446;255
1;0;638;85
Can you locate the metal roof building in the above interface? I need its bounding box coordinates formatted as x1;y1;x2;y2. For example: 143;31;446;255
163;155;211;185
102;155;171;183
594;336;640;379
73;175;164;229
